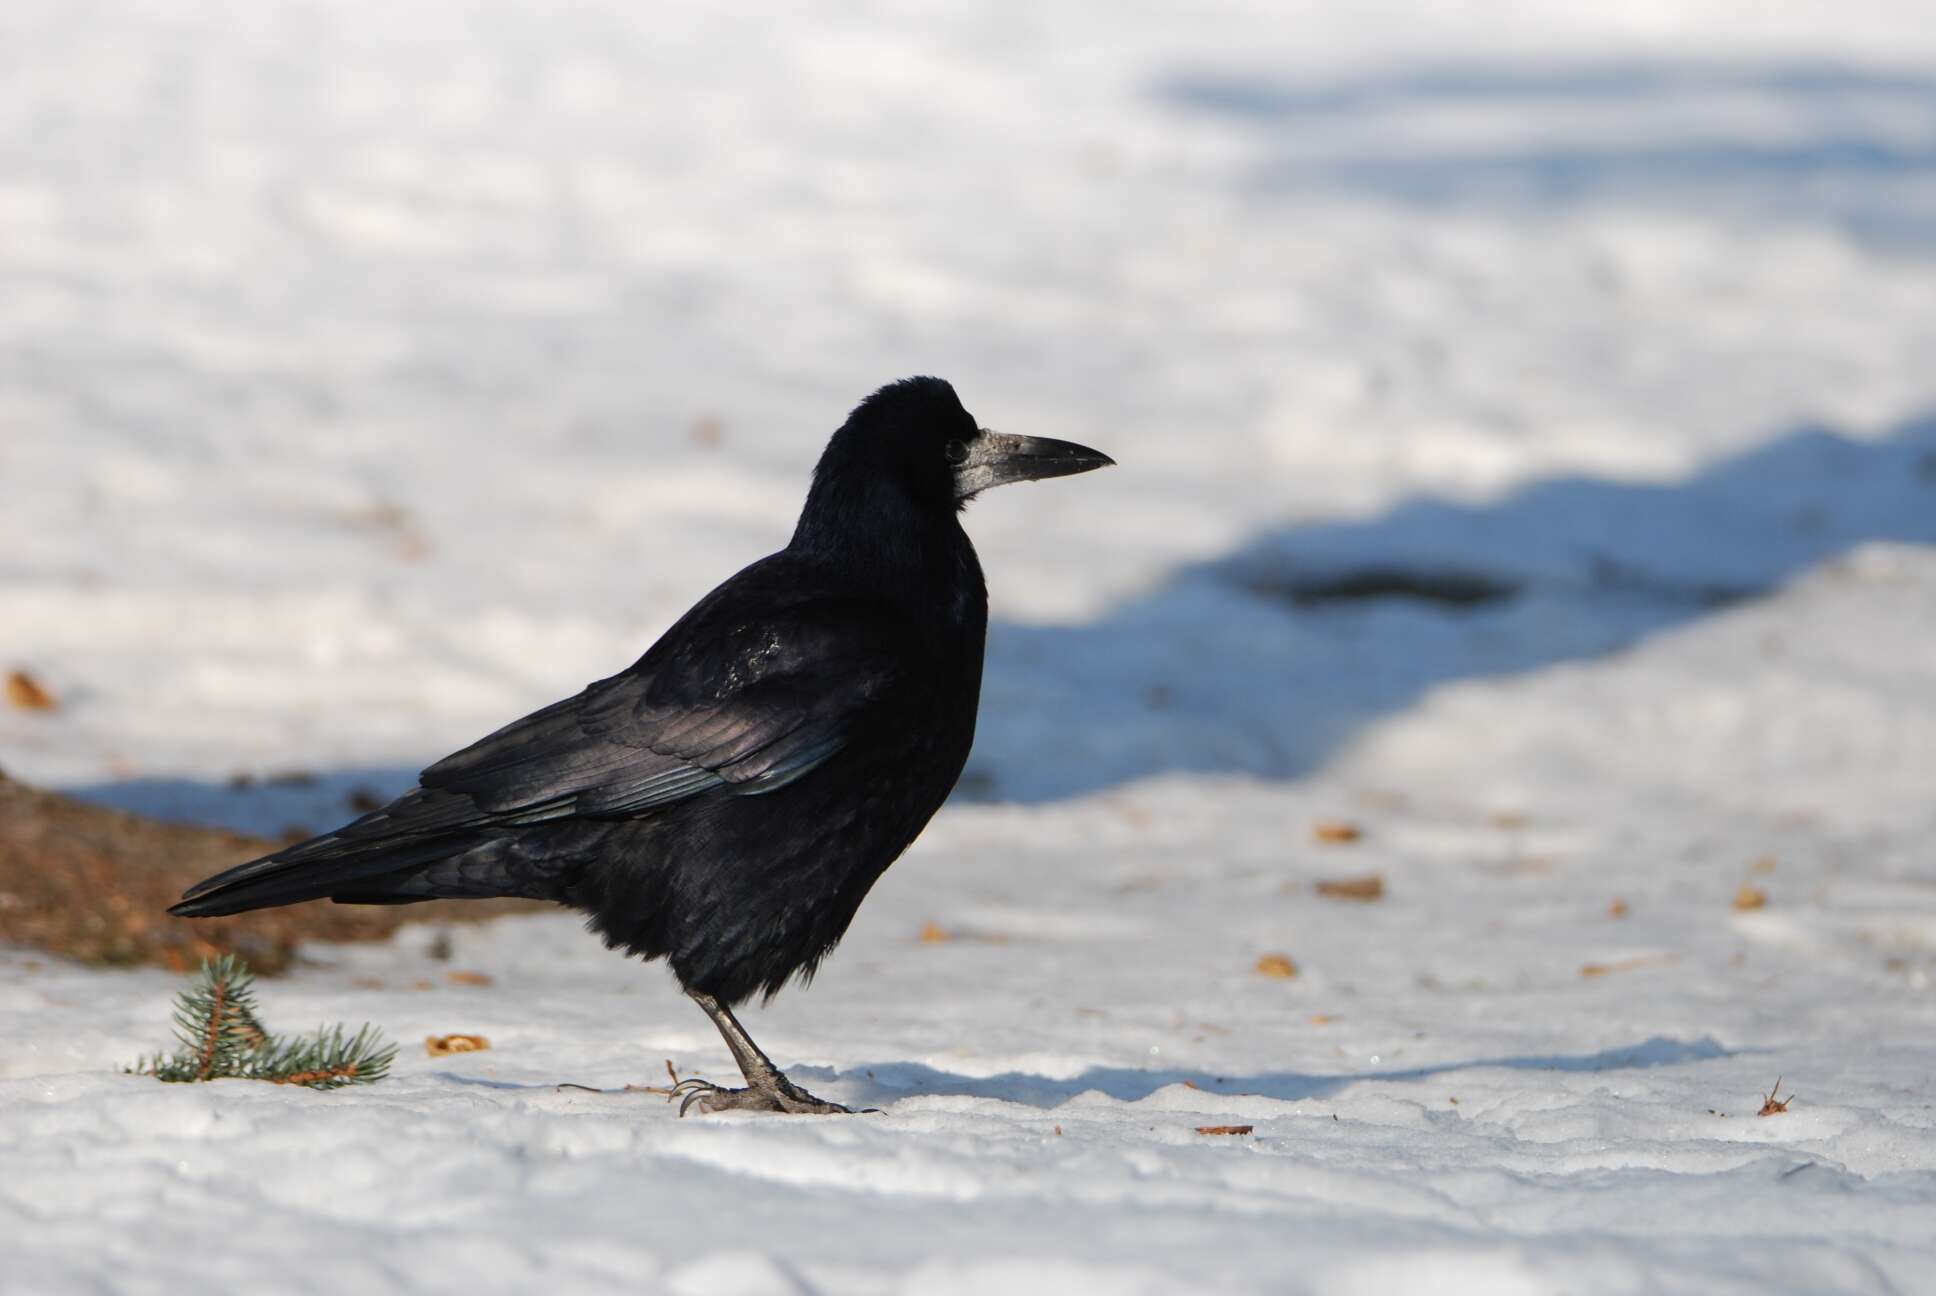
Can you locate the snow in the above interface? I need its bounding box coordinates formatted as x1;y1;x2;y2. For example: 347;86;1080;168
5;0;1936;1291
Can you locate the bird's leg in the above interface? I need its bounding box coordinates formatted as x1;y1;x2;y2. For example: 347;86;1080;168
669;990;854;1116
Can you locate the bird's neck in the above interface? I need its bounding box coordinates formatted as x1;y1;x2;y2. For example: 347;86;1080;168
789;477;986;625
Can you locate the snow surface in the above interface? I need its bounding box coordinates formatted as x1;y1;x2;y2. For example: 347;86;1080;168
6;1;1936;1291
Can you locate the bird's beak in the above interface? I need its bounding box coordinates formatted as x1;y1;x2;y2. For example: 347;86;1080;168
953;431;1115;500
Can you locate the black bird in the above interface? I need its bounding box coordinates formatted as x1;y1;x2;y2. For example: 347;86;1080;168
172;377;1112;1114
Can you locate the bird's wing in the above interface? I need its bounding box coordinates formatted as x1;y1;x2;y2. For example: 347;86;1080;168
420;595;907;821
171;576;916;917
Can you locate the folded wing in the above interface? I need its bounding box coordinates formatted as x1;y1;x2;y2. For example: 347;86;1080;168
172;580;908;915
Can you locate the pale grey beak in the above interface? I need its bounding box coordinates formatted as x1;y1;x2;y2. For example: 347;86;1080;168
953;431;1115;501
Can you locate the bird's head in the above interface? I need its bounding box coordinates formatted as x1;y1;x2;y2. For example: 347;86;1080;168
805;377;1114;523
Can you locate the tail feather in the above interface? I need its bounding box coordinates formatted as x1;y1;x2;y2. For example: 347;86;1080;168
169;834;467;917
172;787;487;917
170;786;594;918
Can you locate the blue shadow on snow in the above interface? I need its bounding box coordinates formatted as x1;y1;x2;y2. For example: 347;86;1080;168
58;413;1936;819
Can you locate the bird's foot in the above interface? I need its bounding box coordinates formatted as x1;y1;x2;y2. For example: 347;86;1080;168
669;1074;855;1117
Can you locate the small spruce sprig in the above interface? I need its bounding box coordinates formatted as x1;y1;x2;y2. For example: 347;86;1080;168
130;954;396;1090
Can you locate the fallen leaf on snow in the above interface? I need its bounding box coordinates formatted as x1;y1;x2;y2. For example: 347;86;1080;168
425;1034;490;1057
1579;955;1671;977
1733;884;1768;911
1255;953;1298;979
1315;874;1384;902
1196;1125;1253;1136
1312;820;1362;843
445;970;493;986
5;670;57;711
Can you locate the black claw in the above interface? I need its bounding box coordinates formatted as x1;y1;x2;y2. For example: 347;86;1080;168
671;1077;719;1114
667;1072;857;1116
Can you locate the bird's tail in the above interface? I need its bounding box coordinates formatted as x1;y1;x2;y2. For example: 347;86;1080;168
170;787;500;917
170;838;462;916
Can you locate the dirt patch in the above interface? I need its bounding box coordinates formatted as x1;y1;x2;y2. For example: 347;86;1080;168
1245;566;1520;610
0;773;543;974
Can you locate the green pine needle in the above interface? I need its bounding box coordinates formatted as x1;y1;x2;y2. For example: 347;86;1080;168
243;1023;397;1090
130;955;395;1090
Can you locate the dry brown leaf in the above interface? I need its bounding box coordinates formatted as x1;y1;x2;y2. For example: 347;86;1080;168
1312;820;1362;843
1480;855;1557;876
446;970;493;986
1196;1124;1253;1136
424;1034;490;1057
918;921;953;943
1315;873;1384;902
1579;955;1668;978
5;670;57;711
1255;953;1298;979
1733;884;1768;911
1308;1013;1334;1025
1607;898;1630;919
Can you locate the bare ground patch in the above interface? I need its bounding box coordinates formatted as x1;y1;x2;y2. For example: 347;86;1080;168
0;774;542;974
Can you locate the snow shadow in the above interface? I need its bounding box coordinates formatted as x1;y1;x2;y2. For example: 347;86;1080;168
968;411;1936;801
73;768;429;842
809;1035;1734;1109
61;413;1936;825
1156;59;1936;248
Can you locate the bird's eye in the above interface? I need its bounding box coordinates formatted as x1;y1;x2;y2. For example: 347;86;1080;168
945;439;970;466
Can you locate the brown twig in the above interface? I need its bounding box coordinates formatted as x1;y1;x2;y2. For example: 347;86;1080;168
271;1064;360;1087
556;1058;684;1096
195;979;228;1081
626;1058;684;1096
